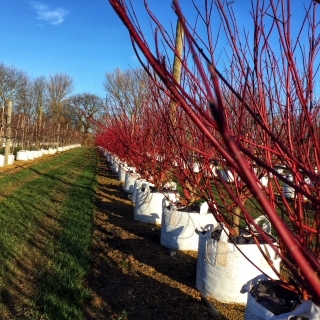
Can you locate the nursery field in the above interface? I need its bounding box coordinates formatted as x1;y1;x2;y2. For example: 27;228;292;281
88;152;246;320
0;147;245;319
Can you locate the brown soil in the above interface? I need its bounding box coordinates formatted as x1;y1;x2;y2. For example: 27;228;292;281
84;155;246;320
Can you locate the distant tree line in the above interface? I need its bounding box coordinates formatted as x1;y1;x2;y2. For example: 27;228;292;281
0;62;105;147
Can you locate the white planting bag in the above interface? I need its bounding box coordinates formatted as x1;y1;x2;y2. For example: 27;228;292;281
196;223;281;304
111;157;120;173
134;182;164;224
132;179;146;205
123;171;140;194
16;151;28;161
118;162;128;182
283;174;295;199
244;292;320;319
160;203;216;251
243;277;320;319
0;155;4;167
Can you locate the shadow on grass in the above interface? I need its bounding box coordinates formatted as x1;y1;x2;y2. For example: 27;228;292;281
0;148;98;319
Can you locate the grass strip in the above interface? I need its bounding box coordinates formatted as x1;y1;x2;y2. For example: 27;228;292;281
0;147;98;319
33;150;97;319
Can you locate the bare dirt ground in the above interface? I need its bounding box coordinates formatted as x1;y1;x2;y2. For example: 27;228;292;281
84;154;246;320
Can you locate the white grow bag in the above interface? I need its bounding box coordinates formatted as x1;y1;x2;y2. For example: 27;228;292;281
132;179;146;205
196;223;281;304
217;169;235;183
245;293;320;320
118;163;135;183
118;162;128;182
282;174;308;201
16;151;28;161
123;171;140;194
160;204;216;251
203;164;219;178
33;150;40;158
163;190;179;206
0;154;15;165
283;174;295;199
111;157;120;174
0;155;4;167
134;182;165;224
244;278;320;319
27;150;34;160
8;154;14;165
105;152;111;162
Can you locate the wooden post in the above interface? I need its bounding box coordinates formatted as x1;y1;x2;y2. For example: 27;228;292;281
57;123;60;149
169;19;184;125
4;100;12;166
38;105;42;150
0;104;4;145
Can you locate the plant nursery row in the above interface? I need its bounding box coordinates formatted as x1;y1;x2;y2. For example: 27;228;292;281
99;146;320;319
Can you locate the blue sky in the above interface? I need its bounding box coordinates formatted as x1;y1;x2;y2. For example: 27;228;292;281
0;1;314;100
0;0;178;98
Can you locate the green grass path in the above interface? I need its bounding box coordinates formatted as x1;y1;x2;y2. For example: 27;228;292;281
0;147;98;319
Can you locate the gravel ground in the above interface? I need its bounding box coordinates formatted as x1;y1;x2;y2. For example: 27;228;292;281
84;154;246;320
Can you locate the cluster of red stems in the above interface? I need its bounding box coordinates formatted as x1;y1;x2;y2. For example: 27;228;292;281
95;0;320;303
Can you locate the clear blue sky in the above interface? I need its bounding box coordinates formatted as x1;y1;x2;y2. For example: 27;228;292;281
0;0;182;99
0;1;313;100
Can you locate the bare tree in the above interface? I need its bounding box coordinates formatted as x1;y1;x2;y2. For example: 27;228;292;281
47;73;73;124
0;63;28;105
14;76;33;116
68;93;104;139
32;76;47;116
31;77;48;149
0;64;30;147
104;68;150;119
